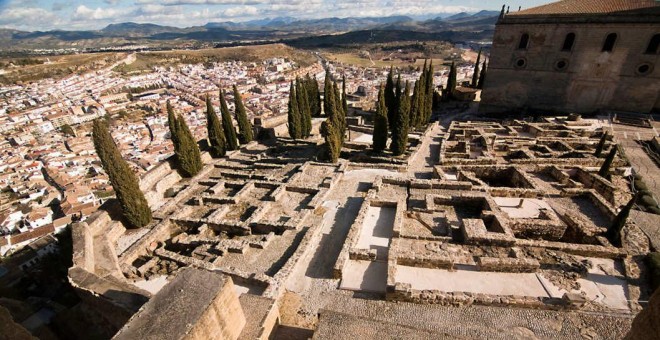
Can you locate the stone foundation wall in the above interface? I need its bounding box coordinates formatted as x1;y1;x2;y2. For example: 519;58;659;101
387;282;570;310
476;257;540;273
514;238;625;258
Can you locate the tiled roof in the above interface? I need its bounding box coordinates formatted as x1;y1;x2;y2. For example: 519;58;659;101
510;0;660;15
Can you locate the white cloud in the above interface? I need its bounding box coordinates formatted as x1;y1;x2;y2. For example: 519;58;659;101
223;5;259;17
0;0;488;31
73;5;134;21
135;0;266;5
0;7;60;28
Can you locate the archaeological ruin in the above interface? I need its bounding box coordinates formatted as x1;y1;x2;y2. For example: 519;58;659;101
67;114;660;339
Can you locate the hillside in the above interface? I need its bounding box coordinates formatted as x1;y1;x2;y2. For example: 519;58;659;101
0;12;498;52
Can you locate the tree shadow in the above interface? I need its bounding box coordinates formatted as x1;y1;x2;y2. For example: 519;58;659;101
305;197;364;279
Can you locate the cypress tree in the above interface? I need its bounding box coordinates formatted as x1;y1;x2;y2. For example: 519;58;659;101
312;76;322;117
392;81;411;156
385;66;396;129
305;74;321;117
595;131;608;157
477;59;487;90
342;75;349;118
606;195;636;247
296;78;312;138
446;61;457;100
373;85;389;152
599;146;617;178
219;89;239;150
321;80;344;163
472;49;482;87
424;61;434;124
321;119;340;162
323;70;333;116
414;64;427;128
288;81;301;139
167;100;178;145
334;81;346;143
93;120;152;228
174;113;203;177
206;96;226;158
409;80;420;129
233;85;253;144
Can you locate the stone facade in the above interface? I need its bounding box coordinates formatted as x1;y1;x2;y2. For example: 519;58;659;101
481;3;660;114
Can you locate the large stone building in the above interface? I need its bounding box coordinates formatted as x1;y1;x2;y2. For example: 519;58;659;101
480;0;660;114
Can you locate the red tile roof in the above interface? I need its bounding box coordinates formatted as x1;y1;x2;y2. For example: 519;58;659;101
510;0;659;15
9;224;55;244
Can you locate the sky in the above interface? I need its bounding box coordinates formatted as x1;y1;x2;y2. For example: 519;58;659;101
0;0;555;31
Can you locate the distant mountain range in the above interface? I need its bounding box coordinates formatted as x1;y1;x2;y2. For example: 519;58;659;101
0;11;499;51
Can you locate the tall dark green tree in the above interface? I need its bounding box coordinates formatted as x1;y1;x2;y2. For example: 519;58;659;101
167;100;178;145
409;80;420;129
595;131;609;157
323;70;333;116
446;61;457;100
206;96;226;158
219;89;239;150
321;79;344;163
93;120;152;228
477;59;487;90
385;66;397;129
175;113;203;177
333;81;346;143
373;85;389;152
233;85;253;144
599;146;617;178
305;74;322;117
321;119;340;162
413;63;428;129
288;81;302;140
472;49;482;87
296;78;312;138
606;195;636;247
424;61;434;124
342;75;349;118
168;101;203;177
391;81;411;156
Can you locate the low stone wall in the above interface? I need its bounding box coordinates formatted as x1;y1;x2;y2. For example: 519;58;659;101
549;165;571;185
387;282;569;311
118;219;176;266
476;257;540;273
349;248;377;261
347;162;407;172
462;218;516;247
514;238;626;258
333;196;372;279
397;256;454;270
332;193;400;278
508;209;567;241
574;168;629;206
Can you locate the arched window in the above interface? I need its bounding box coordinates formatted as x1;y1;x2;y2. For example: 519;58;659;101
602;33;617;52
646;34;660;54
561;33;576;51
518;33;530;49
